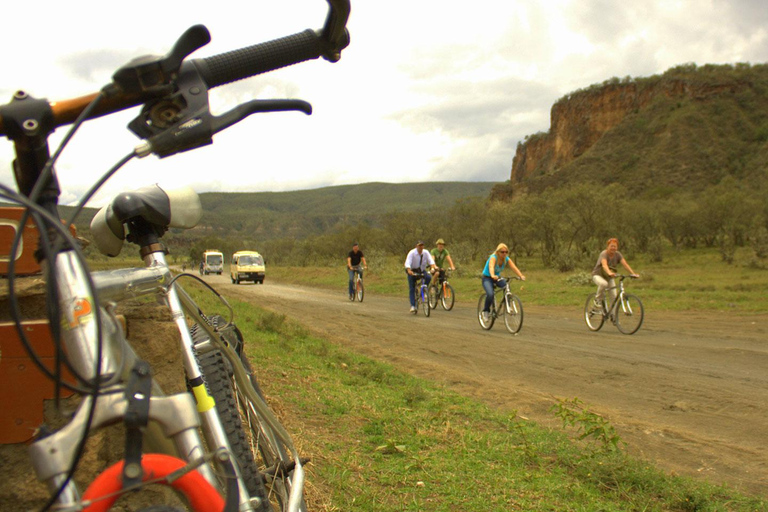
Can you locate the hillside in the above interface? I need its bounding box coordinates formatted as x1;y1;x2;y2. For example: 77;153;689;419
492;63;768;199
196;181;495;240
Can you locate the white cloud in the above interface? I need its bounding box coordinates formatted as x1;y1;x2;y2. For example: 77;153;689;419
1;0;767;209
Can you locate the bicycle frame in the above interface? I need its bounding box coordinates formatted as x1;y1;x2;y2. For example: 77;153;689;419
29;248;261;508
604;279;628;318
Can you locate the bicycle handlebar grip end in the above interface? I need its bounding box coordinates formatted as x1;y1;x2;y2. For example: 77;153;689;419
91;205;126;257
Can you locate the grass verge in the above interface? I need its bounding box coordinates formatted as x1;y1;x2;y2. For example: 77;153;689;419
188;287;766;511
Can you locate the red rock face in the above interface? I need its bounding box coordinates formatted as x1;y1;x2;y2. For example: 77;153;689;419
510;77;750;187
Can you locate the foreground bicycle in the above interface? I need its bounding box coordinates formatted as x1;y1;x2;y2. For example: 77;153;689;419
0;1;350;510
427;268;455;311
584;274;644;335
477;276;524;334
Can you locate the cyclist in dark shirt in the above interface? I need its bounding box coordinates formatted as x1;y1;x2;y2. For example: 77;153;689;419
346;243;368;300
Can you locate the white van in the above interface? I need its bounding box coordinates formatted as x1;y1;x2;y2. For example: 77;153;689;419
200;250;224;275
230;250;266;284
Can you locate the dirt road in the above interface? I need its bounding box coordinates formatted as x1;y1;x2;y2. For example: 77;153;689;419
214;275;768;496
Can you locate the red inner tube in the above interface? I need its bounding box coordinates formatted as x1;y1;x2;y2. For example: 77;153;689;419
81;453;224;511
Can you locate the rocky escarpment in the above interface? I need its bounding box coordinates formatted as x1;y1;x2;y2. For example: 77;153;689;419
494;63;768;199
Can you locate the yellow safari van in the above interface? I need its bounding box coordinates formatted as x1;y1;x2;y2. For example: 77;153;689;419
230;250;266;284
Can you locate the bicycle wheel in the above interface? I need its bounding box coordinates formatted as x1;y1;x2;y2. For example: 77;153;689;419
356;277;364;302
427;283;439;309
615;294;644;335
194;348;272;512
503;294;524;334
421;286;430;317
584;293;605;331
440;283;455;311
191;319;306;512
476;294;494;330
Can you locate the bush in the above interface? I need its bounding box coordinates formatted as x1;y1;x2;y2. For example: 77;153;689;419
566;271;593;286
553;248;584;272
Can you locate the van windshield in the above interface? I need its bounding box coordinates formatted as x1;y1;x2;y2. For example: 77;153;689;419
239;255;263;266
206;255;223;265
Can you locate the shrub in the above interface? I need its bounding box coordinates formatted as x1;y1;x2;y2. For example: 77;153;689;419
566;271;593;287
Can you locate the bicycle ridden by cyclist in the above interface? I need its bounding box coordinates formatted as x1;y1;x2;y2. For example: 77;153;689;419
592;238;639;306
481;243;525;324
405;241;437;313
430;238;456;278
346;242;368;300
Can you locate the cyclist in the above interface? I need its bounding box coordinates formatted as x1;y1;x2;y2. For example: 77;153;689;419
347;242;368;301
405;241;437;313
481;243;526;324
430;238;456;277
592;238;639;306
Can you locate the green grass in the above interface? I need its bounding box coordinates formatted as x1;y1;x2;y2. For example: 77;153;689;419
264;246;768;314
185;287;767;511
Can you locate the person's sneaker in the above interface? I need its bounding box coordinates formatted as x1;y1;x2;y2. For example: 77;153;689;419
481;311;490;323
409;306;416;313
349;294;354;301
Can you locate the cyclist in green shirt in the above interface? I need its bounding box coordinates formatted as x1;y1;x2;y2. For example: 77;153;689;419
430;239;456;272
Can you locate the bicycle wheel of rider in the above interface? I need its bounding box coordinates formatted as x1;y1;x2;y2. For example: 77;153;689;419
476;294;494;330
584;293;605;331
503;294;523;334
441;283;455;311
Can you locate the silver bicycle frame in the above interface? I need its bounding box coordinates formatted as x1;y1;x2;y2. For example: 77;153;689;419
28;248;260;511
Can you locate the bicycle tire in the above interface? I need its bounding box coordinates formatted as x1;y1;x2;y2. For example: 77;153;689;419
427;283;439;309
503;294;523;334
584;293;605;331
615;293;644;335
476;294;494;330
441;283;455;311
194;318;307;512
421;286;430;317
356;277;364;302
193;345;273;512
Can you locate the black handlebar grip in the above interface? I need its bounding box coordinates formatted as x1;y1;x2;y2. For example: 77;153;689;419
193;29;325;89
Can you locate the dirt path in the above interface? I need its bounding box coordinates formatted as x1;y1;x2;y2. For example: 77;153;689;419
214;275;768;496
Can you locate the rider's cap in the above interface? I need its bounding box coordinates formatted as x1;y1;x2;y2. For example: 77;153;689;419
352;242;359;247
416;240;424;246
436;238;445;245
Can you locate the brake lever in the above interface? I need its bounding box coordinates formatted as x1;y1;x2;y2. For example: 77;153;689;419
211;99;311;135
109;25;211;96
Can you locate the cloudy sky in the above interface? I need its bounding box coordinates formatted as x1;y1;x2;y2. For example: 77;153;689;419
1;0;767;207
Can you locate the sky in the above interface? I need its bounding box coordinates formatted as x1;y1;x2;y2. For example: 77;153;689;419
1;0;767;207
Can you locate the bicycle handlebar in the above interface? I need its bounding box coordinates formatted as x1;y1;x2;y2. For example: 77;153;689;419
0;0;350;136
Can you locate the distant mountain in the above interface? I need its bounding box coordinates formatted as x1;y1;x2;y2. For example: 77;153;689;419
492;63;768;200
196;181;496;240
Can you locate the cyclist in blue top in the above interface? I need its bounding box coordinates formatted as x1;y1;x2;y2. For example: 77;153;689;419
481;243;526;324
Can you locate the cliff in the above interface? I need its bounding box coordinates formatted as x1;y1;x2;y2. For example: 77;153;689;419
493;63;768;200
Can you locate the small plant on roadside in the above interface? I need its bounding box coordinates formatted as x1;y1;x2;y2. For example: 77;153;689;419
565;271;593;286
258;311;287;333
551;398;625;453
